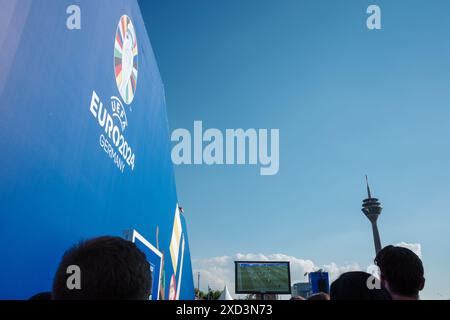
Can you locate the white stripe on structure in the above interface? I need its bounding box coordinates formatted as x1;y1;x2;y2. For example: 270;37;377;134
175;235;185;300
170;206;182;272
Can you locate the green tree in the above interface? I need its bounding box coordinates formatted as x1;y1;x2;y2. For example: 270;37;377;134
194;288;207;300
208;290;222;300
194;288;225;300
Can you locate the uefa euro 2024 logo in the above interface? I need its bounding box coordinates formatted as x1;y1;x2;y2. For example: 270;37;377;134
89;15;138;173
112;15;138;132
114;15;138;106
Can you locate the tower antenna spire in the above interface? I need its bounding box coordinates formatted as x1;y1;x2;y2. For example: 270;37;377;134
366;175;372;199
362;175;382;255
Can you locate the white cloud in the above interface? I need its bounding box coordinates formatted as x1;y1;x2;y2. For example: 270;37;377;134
322;262;362;281
192;253;361;297
395;242;422;258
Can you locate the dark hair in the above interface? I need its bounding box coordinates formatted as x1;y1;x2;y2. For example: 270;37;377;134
29;292;52;300
375;245;424;297
52;236;151;300
307;292;330;301
290;296;306;300
330;271;391;300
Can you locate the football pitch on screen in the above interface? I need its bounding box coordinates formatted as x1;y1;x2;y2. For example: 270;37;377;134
237;263;289;293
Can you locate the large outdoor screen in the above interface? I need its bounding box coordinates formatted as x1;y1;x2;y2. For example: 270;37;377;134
235;261;291;294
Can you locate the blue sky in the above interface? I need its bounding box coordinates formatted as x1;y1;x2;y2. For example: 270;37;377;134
138;0;450;299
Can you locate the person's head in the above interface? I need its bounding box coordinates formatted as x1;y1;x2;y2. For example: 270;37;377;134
52;236;151;300
330;271;391;300
290;295;306;301
29;292;52;300
307;292;330;301
375;245;425;300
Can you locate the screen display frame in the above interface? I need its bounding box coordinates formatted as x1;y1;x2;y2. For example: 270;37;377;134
234;261;292;294
124;229;163;300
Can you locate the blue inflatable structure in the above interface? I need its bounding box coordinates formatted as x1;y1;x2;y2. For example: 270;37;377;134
0;0;194;300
